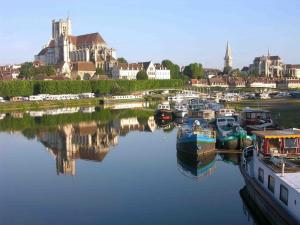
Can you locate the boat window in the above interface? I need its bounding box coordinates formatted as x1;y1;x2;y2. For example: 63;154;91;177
268;175;275;193
246;113;251;119
284;138;298;149
258;168;264;183
280;185;288;205
269;139;281;155
227;119;235;123
218;119;226;122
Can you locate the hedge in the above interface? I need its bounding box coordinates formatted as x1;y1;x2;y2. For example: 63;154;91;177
0;79;185;97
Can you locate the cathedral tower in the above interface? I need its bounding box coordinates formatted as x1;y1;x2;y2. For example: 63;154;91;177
224;42;233;69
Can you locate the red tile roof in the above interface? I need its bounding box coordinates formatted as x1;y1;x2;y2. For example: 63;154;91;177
72;62;96;71
68;33;106;46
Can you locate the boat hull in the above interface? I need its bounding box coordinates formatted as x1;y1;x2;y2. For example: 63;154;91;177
177;135;216;155
217;136;253;150
240;165;299;225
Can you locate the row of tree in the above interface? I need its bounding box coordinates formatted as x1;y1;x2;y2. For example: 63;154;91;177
0;79;185;97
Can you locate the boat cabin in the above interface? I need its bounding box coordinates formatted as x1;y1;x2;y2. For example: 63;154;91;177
216;108;236;117
252;129;300;157
241;108;272;126
157;104;171;111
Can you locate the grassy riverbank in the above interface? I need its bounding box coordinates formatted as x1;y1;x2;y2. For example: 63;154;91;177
225;98;300;110
226;98;300;128
0;98;102;112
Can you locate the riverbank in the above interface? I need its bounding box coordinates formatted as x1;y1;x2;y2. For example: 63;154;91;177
0;98;102;112
226;98;300;128
225;98;300;109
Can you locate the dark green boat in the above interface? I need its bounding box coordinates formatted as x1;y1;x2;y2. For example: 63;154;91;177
216;117;253;150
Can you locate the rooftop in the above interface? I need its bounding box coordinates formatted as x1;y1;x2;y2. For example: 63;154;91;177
253;129;300;139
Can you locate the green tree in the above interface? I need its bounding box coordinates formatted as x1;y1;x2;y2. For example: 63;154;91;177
230;69;241;77
183;63;204;79
18;62;36;79
223;66;232;75
136;70;148;80
161;59;180;79
117;57;128;64
44;66;56;76
95;67;104;75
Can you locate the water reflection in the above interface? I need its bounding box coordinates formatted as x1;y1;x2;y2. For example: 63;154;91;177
39;121;119;175
176;151;217;181
219;153;241;165
240;186;271;225
0;106;284;225
0;108;157;176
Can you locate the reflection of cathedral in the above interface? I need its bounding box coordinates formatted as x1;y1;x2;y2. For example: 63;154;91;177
37;116;156;175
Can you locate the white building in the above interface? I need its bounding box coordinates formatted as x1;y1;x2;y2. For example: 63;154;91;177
112;61;170;80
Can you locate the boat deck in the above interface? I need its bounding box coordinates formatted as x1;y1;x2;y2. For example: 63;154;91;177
261;158;300;193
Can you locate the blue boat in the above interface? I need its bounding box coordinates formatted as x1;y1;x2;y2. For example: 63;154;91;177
176;118;216;155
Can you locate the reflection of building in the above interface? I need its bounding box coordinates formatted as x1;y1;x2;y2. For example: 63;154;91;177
38;121;118;175
37;116;156;175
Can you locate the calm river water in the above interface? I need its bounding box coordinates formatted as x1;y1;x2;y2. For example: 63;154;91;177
0;104;298;225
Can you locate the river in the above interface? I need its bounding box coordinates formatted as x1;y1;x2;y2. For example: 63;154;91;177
0;103;299;225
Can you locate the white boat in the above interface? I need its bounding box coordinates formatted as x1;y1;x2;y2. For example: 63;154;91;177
241;129;300;225
240;108;278;132
168;91;199;102
216;108;236;117
174;104;188;118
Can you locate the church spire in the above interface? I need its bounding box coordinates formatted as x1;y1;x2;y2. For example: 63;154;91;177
224;41;233;69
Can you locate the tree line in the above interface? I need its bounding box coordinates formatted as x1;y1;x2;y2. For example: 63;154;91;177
0;79;185;97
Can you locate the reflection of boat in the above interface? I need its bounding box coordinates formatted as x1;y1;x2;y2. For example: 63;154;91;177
177;119;216;155
241;108;278;132
219;153;241;165
216;117;253;150
177;150;216;180
154;103;173;121
240;129;300;225
240;186;272;225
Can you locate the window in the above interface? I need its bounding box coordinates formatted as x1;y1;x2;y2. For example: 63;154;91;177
258;168;264;183
284;138;298;149
280;185;288;205
268;175;275;193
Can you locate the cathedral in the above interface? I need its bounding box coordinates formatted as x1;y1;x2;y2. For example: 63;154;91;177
35;17;116;79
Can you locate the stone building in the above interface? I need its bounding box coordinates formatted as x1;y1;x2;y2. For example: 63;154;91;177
35;17;116;78
249;51;284;78
284;64;300;78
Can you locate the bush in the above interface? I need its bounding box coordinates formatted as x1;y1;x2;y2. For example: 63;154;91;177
0;79;185;97
136;70;148;80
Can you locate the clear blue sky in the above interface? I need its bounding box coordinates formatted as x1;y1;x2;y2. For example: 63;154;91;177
0;0;299;69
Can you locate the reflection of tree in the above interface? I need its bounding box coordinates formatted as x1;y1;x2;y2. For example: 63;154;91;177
22;128;36;139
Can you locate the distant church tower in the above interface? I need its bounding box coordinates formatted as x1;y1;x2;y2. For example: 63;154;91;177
224;42;233;69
